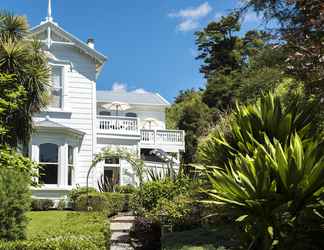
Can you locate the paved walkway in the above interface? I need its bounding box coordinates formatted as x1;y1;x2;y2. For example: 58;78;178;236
110;215;135;250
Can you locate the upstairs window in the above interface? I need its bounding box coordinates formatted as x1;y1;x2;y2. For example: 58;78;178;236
39;143;58;184
49;65;63;108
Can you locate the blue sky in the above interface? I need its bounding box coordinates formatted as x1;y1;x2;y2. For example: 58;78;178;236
1;0;263;102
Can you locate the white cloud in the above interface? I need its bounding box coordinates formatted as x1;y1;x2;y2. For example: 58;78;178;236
112;82;127;92
178;19;199;32
169;2;212;32
244;11;262;23
169;2;212;19
133;88;148;94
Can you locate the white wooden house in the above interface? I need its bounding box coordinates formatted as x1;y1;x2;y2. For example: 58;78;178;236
30;1;185;200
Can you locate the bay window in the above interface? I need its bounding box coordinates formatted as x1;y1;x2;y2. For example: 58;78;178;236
39;143;58;184
68;145;74;186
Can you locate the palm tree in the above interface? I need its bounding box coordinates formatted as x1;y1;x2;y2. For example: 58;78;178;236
0;11;49;146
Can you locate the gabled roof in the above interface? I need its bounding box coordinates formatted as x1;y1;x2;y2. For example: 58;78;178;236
35;117;85;137
96;90;170;106
30;20;107;75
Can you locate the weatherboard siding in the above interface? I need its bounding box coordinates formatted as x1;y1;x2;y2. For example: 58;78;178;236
33;44;98;188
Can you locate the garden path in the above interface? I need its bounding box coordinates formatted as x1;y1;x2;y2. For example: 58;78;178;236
110;215;135;250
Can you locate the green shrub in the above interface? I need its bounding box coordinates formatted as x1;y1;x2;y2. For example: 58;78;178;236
74;192;131;216
132;179;177;212
31;199;54;211
115;184;137;194
104;192;131;216
131;177;194;214
75;192;108;212
0;238;99;250
148;195;199;231
68;186;97;209
0;147;37;241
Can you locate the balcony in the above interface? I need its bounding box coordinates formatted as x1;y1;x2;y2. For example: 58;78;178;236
97;116;185;148
140;129;185;147
97;116;140;137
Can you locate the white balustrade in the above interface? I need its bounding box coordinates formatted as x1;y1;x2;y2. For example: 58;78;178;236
97;116;139;135
141;129;185;145
97;116;185;146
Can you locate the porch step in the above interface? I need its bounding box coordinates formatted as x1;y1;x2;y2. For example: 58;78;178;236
111;232;130;243
111;216;135;224
110;222;133;233
110;243;134;250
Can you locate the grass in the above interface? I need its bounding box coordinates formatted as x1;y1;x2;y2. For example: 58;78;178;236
26;211;109;248
162;225;238;250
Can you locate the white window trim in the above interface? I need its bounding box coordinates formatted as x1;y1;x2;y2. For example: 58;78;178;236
46;63;70;113
32;143;77;189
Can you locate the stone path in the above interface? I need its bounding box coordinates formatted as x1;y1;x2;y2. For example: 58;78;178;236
110;215;135;250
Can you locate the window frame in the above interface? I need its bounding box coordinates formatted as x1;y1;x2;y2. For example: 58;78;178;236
38;143;59;185
67;145;76;186
48;63;65;111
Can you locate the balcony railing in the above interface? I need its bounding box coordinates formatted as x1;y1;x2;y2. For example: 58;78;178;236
97;116;185;146
97;116;139;135
141;129;185;146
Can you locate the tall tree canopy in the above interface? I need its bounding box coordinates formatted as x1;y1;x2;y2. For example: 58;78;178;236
195;12;286;111
244;0;324;96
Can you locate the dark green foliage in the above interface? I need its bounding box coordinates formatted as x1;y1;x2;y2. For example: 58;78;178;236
31;199;54;211
0;147;38;241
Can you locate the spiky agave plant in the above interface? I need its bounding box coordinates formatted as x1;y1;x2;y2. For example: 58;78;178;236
197;94;324;250
197;92;318;167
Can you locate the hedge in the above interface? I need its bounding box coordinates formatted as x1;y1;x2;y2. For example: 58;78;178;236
75;192;131;216
0;238;99;250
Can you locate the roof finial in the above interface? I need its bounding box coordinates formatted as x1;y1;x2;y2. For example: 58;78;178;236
47;0;53;22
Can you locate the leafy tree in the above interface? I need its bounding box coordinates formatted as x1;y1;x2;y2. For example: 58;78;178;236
243;0;324;97
0;12;49;146
195;13;286;111
167;90;212;164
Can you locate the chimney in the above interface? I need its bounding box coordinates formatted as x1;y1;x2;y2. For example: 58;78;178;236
87;38;95;49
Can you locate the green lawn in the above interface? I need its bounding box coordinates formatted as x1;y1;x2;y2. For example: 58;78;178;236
162;225;239;250
26;211;109;248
